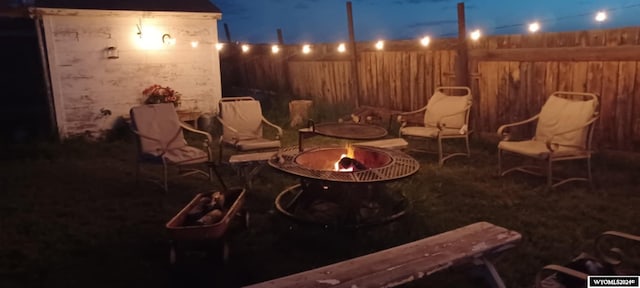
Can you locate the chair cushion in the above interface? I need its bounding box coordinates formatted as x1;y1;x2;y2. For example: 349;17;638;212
498;140;588;159
223;138;281;151
220;99;264;142
535;95;596;149
424;91;470;129
130;103;186;156
163;146;209;165
401;126;463;138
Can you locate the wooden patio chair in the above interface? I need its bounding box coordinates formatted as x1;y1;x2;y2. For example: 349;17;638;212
497;91;599;190
396;86;473;166
129;103;215;192
535;231;640;288
216;96;283;162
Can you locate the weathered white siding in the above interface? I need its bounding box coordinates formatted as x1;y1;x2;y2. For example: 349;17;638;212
37;9;222;139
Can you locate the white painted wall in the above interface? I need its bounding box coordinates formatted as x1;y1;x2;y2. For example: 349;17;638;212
36;9;222;139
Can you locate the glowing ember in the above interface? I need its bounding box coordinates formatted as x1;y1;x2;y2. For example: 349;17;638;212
334;144;355;171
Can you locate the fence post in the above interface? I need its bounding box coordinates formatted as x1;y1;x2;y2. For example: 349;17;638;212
456;2;470;87
347;1;361;108
277;28;291;94
223;23;232;42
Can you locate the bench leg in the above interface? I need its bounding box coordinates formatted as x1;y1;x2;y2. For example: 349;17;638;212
473;257;506;288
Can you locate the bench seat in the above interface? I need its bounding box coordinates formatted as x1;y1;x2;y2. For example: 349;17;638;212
244;221;521;288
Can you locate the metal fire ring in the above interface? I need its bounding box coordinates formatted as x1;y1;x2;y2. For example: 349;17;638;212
269;145;420;183
312;122;388;140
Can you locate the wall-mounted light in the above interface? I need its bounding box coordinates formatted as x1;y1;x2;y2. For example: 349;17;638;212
105;46;119;59
162;33;176;45
241;44;250;53
271;45;280;54
337;43;346;53
216;43;224;51
191;41;199;48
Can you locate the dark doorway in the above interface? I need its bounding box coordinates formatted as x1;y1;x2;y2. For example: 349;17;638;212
0;16;52;143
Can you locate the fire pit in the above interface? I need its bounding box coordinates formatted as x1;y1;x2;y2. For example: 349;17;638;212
269;145;420;228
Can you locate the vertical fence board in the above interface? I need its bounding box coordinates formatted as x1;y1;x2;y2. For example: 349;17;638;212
558;61;573;91
531;62;546;117
571;62;589;92
496;62;510;129
601;62;619;149
616;61;636;150
424;50;434;107
586;61;604;147
633;62;640;149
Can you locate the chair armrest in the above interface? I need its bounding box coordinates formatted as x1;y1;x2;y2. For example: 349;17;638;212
596;230;640;266
395;106;428;122
179;122;213;157
179;122;213;143
261;117;284;139
545;116;599;151
534;264;588;288
497;115;539;139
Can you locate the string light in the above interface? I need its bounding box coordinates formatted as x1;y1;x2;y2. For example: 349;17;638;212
215;43;224;51
302;44;311;54
229;4;640;54
470;29;481;41
375;40;384;50
437;3;640;37
528;22;540;33
420;36;431;47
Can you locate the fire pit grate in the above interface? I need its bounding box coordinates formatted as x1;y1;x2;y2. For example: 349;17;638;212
270;146;419;183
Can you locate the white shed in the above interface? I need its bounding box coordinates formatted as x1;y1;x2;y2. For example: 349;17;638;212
28;0;223;139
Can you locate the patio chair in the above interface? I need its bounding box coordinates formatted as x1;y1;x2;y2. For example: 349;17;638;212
396;86;472;166
216;96;283;162
497;91;599;190
129;103;215;192
535;231;640;288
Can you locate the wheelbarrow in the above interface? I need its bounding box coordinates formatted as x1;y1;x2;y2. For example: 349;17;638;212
165;186;247;264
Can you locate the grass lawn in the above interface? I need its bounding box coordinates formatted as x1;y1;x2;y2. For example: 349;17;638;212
1;105;639;288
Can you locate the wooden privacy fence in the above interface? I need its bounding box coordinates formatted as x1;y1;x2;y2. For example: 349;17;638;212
220;27;640;152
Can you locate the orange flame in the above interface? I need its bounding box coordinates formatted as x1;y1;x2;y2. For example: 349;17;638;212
334;144;355;171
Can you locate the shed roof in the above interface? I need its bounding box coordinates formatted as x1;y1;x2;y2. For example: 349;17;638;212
33;0;221;13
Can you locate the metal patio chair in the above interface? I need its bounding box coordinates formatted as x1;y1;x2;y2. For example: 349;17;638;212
216;96;283;162
535;231;640;288
497;91;599;190
129;103;215;192
396;86;473;166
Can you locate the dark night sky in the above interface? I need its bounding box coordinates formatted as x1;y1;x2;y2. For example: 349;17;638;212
213;0;640;44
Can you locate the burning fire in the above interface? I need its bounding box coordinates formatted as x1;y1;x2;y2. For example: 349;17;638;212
334;144;355;171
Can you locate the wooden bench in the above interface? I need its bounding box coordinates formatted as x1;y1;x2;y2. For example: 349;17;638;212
353;138;408;150
243;221;521;288
228;151;277;189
